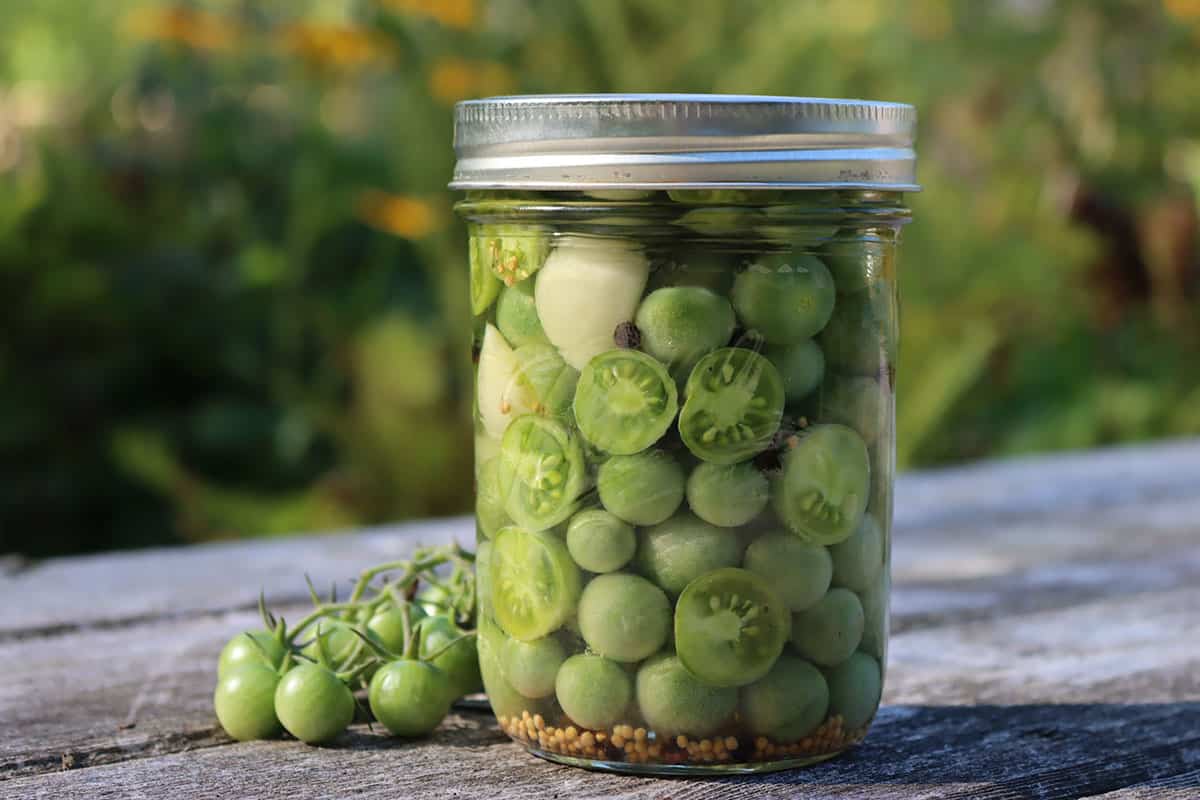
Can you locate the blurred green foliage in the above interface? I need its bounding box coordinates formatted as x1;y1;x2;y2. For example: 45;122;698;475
1;0;1197;556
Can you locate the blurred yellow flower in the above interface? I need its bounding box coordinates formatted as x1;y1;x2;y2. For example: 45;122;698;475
357;190;441;239
124;6;239;51
429;59;514;105
281;24;394;70
376;0;477;29
1165;0;1200;20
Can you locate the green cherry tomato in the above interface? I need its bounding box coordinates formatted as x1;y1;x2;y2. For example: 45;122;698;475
565;509;636;573
830;514;885;592
742;531;833;612
501;635;566;699
818;282;896;377
477;616;551;721
634;287;736;377
497;415;587;531
490;526;582;641
635;512;742;596
820;231;891;295
674;567;790;688
824;651;882;730
213;662;282;741
218;630;286;678
858;574;889;660
368;659;454;738
273;663;355;745
555;654;632;731
496;279;549;348
301;621;361;671
819;374;886;445
512;343;580;420
476;539;494;618
731;255;836;344
685;461;770;528
791;588;865;667
577;573;672;662
596;450;686;526
772;423;870;545
366;606;410;654
418;616;482;698
635;652;737;738
740;655;829;742
573;349;679;455
766;339;826;404
679;347;784;464
415;583;451;618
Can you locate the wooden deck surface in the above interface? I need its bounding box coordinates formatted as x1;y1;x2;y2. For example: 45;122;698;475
3;439;1199;799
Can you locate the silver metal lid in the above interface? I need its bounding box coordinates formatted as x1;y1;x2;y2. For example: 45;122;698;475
449;94;919;192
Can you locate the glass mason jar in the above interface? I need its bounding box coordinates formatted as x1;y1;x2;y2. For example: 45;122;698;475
450;95;917;775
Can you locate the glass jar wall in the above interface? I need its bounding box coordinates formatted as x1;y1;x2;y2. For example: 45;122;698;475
459;187;906;774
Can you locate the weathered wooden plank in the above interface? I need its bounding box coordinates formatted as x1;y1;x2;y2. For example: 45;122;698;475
5;575;1198;792
6;702;1197;799
4;438;1198;637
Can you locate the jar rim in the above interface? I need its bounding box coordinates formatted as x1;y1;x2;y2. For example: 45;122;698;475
449;94;919;192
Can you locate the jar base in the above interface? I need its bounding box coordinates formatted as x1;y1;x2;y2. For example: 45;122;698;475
527;744;851;776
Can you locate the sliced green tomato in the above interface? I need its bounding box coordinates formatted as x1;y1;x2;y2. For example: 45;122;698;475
574;349;679;455
498;415;587;531
475;458;511;540
535;235;649;370
489;526;582;641
679;347;784;464
674;567;790;688
512;344;579;419
476;324;535;439
772;424;869;545
496;280;548;348
470;237;503;315
474;224;549;287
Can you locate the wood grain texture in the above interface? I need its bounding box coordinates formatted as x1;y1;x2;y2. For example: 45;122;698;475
3;438;1199;798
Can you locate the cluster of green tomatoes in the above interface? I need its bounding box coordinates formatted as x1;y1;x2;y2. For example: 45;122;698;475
212;545;482;745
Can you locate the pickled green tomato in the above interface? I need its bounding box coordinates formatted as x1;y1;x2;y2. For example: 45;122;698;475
791;588;864;667
668;189;780;205
574;349;678;455
475;539;493;618
646;251;735;294
478;616;552;720
490;526;581;641
766;339;825;404
858;574;889;660
685;462;769;528
635;512;742;596
565;509;636;573
555;654;632;731
740;655;829;742
634;287;736;376
501;635;565;699
475;457;511;540
819;282;896;376
742;532;833;612
577;573;672;662
213;663;282;741
476;224;550;287
497;415;586;531
757;199;840;247
469;235;503;315
731;255;836;344
676;207;762;236
830;515;885;592
674;567;791;688
773;424;870;545
535;236;649;370
821;231;890;295
679;348;784;464
496;279;548;348
512;344;579;419
596;450;685;526
635;653;737;738
820;374;885;445
824;652;881;730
